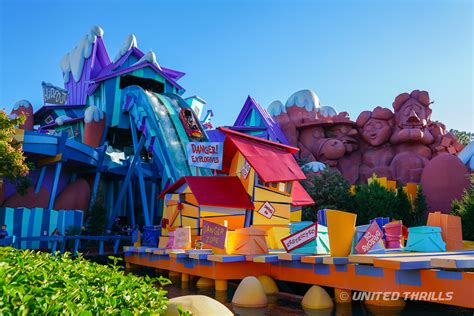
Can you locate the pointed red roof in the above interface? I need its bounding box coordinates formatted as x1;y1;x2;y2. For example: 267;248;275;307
219;127;306;183
291;181;314;206
159;176;254;210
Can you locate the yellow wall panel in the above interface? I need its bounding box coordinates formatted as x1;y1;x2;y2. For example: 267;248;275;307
181;216;199;229
181;203;199;218
229;152;256;197
253;214;290;226
254;201;291;219
290;210;302;222
184;193;199;206
254;187;291;203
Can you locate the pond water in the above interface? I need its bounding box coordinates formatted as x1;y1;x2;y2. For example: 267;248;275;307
130;267;473;316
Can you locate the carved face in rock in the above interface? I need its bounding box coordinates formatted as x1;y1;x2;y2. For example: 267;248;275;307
391;90;434;145
326;123;359;153
395;98;429;129
356;107;394;147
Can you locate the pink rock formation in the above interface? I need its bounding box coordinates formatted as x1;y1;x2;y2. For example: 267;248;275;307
269;89;470;212
3;186;50;208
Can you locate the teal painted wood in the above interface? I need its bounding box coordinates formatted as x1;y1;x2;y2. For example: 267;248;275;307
35;166;47;193
48;162;63;210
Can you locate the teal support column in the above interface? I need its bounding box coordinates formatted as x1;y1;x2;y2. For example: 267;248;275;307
48;162;62;210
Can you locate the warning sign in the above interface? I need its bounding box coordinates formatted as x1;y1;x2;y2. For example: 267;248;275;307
257;202;276;219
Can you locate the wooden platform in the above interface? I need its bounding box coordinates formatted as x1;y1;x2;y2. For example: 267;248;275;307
123;247;474;308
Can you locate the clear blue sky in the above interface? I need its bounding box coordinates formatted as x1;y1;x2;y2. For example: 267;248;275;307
0;0;472;131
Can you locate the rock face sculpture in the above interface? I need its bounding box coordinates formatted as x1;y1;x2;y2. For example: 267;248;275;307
269;89;470;213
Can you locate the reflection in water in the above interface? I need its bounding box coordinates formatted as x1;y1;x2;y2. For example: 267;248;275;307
127;268;471;316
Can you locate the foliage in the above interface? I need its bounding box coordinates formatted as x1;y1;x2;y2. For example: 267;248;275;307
0;111;32;194
0;247;171;314
85;202;108;235
451;175;474;240
412;185;428;226
395;186;412;225
301;169;355;221
352;180;400;225
449;129;474;146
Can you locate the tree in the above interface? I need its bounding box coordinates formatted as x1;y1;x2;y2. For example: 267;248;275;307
396;186;412;225
451;175;474;240
412;185;428;226
301;169;354;222
0;110;31;194
449;129;473;146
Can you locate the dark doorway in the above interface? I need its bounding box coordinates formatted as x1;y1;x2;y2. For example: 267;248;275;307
119;75;165;94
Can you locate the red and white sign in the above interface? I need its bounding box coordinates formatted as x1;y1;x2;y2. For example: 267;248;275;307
280;223;317;252
257;201;276;219
240;159;251;179
355;221;383;254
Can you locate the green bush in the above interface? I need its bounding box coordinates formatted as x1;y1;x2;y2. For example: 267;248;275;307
0;247;170;315
301;169;355;222
452;175;474;241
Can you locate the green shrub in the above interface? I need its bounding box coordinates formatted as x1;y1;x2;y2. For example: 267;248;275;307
352;180;399;225
412;185;428;226
452;175;474;240
301;169;355;222
85;202;108;235
0;247;170;315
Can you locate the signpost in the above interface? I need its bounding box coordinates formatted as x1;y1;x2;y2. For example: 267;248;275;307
355;221;383;254
173;227;191;249
240;159;251;179
42;82;69;105
201;220;227;249
186;142;223;170
257;201;276;219
280;223;317;252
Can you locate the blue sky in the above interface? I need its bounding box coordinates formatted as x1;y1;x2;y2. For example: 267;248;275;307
0;0;472;131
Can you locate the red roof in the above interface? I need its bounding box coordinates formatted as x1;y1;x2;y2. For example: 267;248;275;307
159;176;254;210
291;181;315;206
219;127;306;182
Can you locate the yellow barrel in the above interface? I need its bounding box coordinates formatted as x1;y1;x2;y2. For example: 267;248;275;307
326;210;356;257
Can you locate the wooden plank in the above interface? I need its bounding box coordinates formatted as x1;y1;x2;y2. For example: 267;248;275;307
207;255;246;262
253;255;280;263
431;255;474;269
374;256;437;270
165;249;186;255
189;253;209;260
278;253;306;261
169;252;188;259
153;249;167;255
301;255;329;264
185;249;212;255
323;257;349;265
349;250;474;264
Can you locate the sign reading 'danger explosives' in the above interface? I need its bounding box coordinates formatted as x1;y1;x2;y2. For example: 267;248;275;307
201;220;227;249
257;201;276;219
186;142;223;170
355;221;383;254
280;223;317;252
42;82;69;105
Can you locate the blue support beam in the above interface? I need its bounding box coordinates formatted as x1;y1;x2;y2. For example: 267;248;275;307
35;166;47;193
128;183;136;229
48;162;62;210
149;181;156;225
129;116;150;227
107;135;146;230
89;146;107;211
